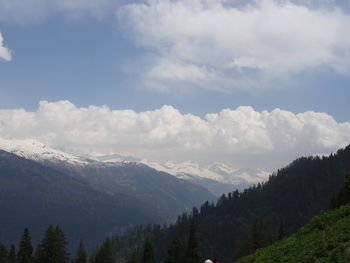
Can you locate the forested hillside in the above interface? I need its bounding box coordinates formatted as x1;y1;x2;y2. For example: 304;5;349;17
113;145;350;261
236;181;350;263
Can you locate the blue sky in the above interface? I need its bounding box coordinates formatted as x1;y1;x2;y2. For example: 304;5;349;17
0;0;350;170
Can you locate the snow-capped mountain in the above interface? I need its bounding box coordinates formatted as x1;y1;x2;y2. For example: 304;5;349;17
0;137;215;222
87;153;139;163
140;160;270;195
207;162;270;185
0;138;88;166
92;153;270;195
0;137;270;196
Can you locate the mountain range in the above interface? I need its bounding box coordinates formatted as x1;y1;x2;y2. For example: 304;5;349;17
0;138;215;248
0;138;269;197
88;153;270;196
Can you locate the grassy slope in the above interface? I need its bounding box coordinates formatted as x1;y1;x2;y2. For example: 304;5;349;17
236;203;350;263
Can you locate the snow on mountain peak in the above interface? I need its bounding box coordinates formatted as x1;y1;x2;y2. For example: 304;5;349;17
0;138;88;166
140;159;225;181
207;161;237;175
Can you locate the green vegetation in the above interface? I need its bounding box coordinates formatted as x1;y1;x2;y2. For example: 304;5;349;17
113;146;350;261
142;237;156;263
18;228;34;263
1;148;349;263
74;241;88;263
236;203;350;263
91;238;116;263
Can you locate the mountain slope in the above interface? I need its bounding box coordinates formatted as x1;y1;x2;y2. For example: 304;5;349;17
0;138;215;250
73;163;216;222
0;150;154;248
97;156;270;196
0;138;214;223
236;203;350;263
113;145;350;261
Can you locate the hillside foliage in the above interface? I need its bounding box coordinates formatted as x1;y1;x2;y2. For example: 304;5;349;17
236;202;350;263
112;145;350;261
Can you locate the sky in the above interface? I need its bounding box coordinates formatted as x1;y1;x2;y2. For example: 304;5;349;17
0;0;350;171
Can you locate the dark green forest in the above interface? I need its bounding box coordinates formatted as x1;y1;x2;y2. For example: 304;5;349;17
236;185;350;262
112;145;350;262
1;145;349;263
2;171;349;263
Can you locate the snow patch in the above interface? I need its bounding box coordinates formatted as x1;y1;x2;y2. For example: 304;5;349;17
0;138;88;166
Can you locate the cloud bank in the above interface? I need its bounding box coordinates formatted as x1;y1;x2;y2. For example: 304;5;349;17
0;101;349;170
119;0;350;92
0;33;12;61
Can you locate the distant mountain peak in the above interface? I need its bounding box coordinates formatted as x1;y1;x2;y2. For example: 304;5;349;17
0;137;270;196
0;137;88;166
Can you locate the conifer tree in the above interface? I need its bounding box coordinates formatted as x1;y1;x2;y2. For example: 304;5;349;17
94;238;116;263
0;243;8;263
18;227;33;263
165;237;186;263
247;217;272;251
186;220;199;263
277;222;289;240
53;226;70;263
335;172;350;207
8;245;16;263
142;237;155;263
127;252;139;263
74;241;88;263
35;225;69;263
236;216;272;258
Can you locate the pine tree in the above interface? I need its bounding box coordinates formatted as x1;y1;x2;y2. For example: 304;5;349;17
247;217;272;251
18;227;33;263
277;222;289;240
127;252;139;263
186;220;199;263
0;243;8;263
165;237;186;263
236;216;273;258
34;225;54;263
335;172;350;207
74;241;87;263
142;237;155;263
94;238;116;263
8;245;16;263
35;225;69;263
53;226;69;263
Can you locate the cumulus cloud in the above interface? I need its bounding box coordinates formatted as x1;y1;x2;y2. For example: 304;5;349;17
0;101;349;170
119;0;350;92
0;33;12;61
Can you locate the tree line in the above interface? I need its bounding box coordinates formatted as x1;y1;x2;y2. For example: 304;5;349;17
112;146;350;262
0;219;201;263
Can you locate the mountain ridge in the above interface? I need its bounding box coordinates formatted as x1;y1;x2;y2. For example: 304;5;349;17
0;138;270;196
0;139;214;248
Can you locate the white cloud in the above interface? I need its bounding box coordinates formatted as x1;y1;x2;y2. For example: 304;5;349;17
0;32;12;61
149;60;212;82
0;101;349;170
119;0;350;92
